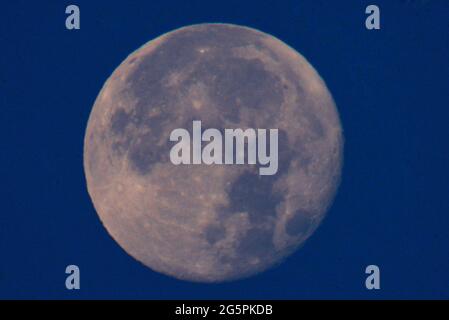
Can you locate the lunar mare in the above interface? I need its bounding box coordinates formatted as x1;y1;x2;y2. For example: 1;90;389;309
84;23;343;282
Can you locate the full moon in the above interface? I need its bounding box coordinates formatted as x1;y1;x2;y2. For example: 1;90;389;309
84;24;343;282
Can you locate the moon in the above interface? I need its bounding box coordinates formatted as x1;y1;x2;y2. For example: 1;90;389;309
84;23;343;282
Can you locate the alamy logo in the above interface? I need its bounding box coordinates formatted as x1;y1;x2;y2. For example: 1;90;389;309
169;120;278;175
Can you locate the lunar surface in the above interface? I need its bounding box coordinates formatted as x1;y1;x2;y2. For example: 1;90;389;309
84;24;343;282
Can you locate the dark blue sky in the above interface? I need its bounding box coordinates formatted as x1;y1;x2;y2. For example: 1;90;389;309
1;0;449;299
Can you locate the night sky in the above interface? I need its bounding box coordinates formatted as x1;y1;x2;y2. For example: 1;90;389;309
1;0;449;299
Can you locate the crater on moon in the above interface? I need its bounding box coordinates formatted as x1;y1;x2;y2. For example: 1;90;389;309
84;23;343;282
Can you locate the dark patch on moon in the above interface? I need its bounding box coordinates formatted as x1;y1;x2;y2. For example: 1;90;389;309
209;57;284;115
128;130;171;175
227;172;282;224
237;226;275;258
108;103;174;174
305;110;325;139
128;134;162;175
204;224;226;245
125;24;260;103
217;225;276;267
285;210;313;237
110;108;131;135
125;25;284;128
